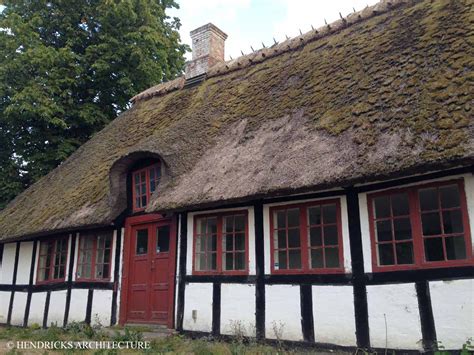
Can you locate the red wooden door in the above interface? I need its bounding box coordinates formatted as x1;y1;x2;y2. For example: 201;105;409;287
121;215;176;326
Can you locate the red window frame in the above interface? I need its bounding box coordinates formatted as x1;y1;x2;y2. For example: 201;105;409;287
36;237;69;284
192;210;249;276
76;232;113;282
269;199;345;275
367;179;473;272
131;163;161;212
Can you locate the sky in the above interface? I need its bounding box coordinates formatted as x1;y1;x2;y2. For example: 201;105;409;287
169;0;380;60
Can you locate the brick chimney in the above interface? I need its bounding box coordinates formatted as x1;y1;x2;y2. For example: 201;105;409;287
185;23;228;79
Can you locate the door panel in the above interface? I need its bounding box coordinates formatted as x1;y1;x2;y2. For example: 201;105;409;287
123;218;175;326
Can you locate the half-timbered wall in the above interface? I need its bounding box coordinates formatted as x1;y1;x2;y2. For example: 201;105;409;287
178;171;474;351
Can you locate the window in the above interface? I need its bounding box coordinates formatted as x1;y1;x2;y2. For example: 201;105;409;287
37;237;69;283
193;211;248;274
368;180;472;271
76;232;113;281
270;200;344;274
132;163;161;211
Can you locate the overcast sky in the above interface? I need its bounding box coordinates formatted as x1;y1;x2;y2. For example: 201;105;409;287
169;0;381;60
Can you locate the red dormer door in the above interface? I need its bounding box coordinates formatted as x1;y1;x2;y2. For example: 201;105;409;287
119;214;177;327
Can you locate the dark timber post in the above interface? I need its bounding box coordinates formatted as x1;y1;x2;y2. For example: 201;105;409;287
254;201;266;340
345;188;370;349
212;282;221;336
176;212;188;331
300;284;315;342
23;240;38;327
416;281;437;352
7;242;21;325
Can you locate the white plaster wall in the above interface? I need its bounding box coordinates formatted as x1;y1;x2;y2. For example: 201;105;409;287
367;283;422;350
430;279;474;350
312;285;356;346
67;289;89;323
187;207;256;275
47;290;67;326
265;285;302;341
263;195;351;274
10;292;28;326
358;193;372;273
220;284;256;336
0;291;10;323
16;242;33;284
183;283;213;332
109;230;118;283
1;243;16;284
115;227;125;325
28;292;47;326
65;234;72;281
71;233;80;282
91;290;113;326
463;174;474;251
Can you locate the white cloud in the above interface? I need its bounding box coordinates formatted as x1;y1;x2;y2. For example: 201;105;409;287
171;0;380;60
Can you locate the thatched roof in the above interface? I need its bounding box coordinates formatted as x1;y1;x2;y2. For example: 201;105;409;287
1;0;473;241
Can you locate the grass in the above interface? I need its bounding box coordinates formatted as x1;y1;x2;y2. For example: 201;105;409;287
0;323;349;354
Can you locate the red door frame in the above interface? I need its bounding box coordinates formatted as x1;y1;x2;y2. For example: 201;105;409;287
119;213;177;328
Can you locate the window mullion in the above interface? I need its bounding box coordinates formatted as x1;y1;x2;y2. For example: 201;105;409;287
91;236;98;280
217;216;223;273
409;188;424;267
300;206;309;271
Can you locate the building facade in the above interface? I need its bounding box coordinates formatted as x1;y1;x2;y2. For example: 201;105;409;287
0;0;472;352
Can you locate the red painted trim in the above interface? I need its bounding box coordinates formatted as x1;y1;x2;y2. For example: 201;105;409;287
75;232;113;282
269;199;345;275
131;163;161;212
36;236;69;285
367;179;473;272
119;213;177;328
192;210;249;276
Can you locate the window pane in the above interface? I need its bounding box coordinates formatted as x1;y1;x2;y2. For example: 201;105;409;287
442;210;463;234
308;206;321;225
224;253;233;270
392;193;409;216
157;225;170;252
322;204;337;224
395;242;414;264
224;234;233;251
141;195;147;207
287;228;300;248
235;233;245;251
276;251;287;269
275;230;286;249
235;253;245;270
224;216;233;233
287;209;300;228
196;253;206;270
208;235;217;251
276;211;286;228
80;264;91;279
208;218;217;235
210;253;217;270
234;215;245;232
394;218;412;240
309;227;322;246
419;188;438;211
323;226;338;246
440;185;460;209
310;249;323;268
376;220;392;242
136;229;148;255
445;236;466;260
421;212;442;236
378;244;394;265
424;237;444;261
325;248;339;268
197;235;206;252
288;250;301;269
374;196;390;218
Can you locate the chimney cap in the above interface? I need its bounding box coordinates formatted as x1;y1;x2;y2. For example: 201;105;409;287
190;23;228;40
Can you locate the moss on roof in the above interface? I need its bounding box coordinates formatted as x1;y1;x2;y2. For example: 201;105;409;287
1;0;473;241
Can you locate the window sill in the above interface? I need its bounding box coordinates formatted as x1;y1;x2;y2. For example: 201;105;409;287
372;259;473;272
270;268;345;275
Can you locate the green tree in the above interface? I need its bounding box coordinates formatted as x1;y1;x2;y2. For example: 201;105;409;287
0;0;188;209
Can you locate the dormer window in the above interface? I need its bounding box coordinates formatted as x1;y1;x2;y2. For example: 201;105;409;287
132;163;161;212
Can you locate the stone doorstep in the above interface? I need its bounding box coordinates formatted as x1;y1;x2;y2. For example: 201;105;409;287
103;325;176;340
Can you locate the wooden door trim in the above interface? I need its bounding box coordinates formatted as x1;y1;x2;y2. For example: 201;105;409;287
119;213;177;328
